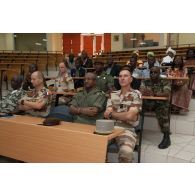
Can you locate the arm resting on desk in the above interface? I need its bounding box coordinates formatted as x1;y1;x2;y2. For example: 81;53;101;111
19;100;47;110
69;105;99;117
104;106;139;122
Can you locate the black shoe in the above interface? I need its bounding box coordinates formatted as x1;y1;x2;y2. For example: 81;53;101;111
158;133;171;149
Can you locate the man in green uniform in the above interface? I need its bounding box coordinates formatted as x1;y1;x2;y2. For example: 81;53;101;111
0;74;25;113
69;72;107;125
94;61;115;94
104;66;142;163
140;66;171;149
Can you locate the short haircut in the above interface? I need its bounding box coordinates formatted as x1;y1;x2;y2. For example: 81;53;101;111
85;72;97;80
119;65;132;75
32;71;45;80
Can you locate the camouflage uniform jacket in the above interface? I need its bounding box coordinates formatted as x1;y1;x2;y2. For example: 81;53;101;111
107;89;142;130
0;88;25;113
21;87;52;117
140;78;171;97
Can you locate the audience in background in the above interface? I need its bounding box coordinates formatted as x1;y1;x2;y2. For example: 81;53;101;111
66;53;75;69
104;55;120;90
167;55;192;113
161;47;176;65
94;60;115;94
185;49;195;93
55;62;74;92
71;57;86;90
22;64;38;91
81;50;93;68
142;52;160;78
127;57;142;89
18;71;52;117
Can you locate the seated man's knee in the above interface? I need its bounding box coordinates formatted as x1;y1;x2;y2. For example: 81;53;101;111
118;145;134;163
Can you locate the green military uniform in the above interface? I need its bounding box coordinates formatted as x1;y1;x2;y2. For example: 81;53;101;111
96;71;114;93
70;87;107;125
21;87;52;117
0;88;25;113
140;78;171;133
107;89;142;162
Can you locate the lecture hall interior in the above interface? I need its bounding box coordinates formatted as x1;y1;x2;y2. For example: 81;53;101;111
1;33;195;163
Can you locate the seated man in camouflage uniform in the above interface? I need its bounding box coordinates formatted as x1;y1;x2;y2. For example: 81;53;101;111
140;66;171;149
18;71;52;117
104;66;142;163
0;74;25;113
69;72;107;125
94;60;115;94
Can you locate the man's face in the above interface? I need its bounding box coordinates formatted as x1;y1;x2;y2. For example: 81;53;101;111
84;73;96;89
31;74;42;87
130;57;137;66
107;57;113;66
148;56;155;66
119;70;132;87
167;51;174;58
29;64;37;74
187;50;194;58
59;62;67;73
75;59;81;69
174;56;182;66
81;51;87;59
150;67;160;80
69;54;74;62
11;76;22;90
94;63;103;72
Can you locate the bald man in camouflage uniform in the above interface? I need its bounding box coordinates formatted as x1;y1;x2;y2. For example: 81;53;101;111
104;66;142;163
0;74;25;113
140;66;171;149
18;71;52;117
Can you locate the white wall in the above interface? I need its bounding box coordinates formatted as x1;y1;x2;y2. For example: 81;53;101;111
111;33;123;51
0;33;14;50
47;33;63;52
179;33;195;45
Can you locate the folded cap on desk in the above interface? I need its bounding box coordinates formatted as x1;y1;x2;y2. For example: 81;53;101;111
42;117;61;126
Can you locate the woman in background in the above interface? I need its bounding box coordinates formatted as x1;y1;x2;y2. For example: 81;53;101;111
167;55;192;113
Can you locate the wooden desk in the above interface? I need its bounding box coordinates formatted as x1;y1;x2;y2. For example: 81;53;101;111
142;96;169;101
0;115;123;162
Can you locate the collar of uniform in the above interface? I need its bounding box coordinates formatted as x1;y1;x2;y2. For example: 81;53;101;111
97;71;107;78
115;89;134;97
83;87;98;96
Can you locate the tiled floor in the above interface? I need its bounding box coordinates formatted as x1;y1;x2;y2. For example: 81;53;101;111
141;131;195;163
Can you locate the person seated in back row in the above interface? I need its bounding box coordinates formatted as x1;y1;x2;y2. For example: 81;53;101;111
22;64;38;91
18;71;52;117
94;60;115;94
49;72;107;125
104;55;120;90
0;74;25;114
71;57;86;90
140;66;171;149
